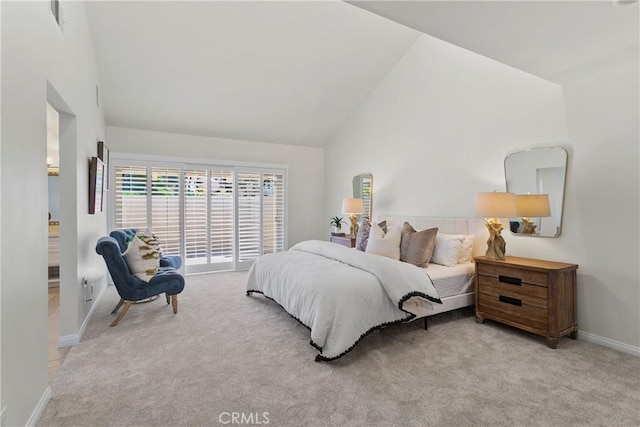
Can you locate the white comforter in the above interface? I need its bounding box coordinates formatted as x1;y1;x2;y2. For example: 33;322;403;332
246;240;441;361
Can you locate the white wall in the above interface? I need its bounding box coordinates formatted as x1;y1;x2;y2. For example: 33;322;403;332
325;32;640;352
547;47;639;350
1;2;106;425
107;126;326;246
325;34;568;218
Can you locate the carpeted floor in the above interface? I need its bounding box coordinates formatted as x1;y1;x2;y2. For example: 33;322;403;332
39;271;640;426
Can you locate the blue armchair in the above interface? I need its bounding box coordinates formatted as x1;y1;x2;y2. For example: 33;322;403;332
96;228;185;327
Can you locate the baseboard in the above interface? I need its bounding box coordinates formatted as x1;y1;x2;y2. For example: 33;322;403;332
578;330;640;357
57;283;108;348
25;386;51;427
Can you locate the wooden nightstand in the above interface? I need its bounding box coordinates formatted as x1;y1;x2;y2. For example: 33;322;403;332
330;235;355;248
474;256;578;349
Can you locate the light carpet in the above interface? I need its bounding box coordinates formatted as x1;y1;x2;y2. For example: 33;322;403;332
39;271;640;426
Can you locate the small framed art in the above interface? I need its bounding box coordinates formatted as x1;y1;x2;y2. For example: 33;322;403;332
97;140;109;190
89;156;105;214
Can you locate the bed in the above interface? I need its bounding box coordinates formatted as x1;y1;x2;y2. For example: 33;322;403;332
246;217;487;362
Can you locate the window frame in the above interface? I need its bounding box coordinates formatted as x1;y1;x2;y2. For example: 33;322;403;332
108;154;288;273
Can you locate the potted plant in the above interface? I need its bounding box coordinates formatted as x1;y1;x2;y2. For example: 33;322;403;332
330;216;345;236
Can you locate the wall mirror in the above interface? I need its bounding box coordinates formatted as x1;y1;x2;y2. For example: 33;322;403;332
504;147;567;237
48;170;60;224
352;173;373;221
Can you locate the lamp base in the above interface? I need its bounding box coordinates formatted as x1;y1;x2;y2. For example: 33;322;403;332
521;217;537;234
349;214;359;240
484;218;507;261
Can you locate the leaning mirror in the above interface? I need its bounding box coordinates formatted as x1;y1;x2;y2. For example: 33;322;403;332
504;147;568;237
352;173;373;221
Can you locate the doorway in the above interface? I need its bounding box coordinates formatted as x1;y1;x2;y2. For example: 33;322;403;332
46;102;69;381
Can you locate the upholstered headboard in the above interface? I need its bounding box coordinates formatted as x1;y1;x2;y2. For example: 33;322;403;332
375;216;488;258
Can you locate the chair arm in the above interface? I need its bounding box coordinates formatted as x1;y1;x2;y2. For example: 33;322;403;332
160;255;182;270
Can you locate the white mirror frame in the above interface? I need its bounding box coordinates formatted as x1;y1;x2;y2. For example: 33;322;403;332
352;173;373;221
504;147;568;237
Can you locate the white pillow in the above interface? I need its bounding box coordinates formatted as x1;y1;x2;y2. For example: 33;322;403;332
365;223;402;260
457;235;474;264
431;234;464;267
123;232;160;282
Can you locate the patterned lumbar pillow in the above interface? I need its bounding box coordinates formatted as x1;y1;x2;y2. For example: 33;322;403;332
123;232;160;281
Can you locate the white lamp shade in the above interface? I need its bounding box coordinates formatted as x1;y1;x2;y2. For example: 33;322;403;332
474;192;517;218
342;198;364;214
516;194;551;217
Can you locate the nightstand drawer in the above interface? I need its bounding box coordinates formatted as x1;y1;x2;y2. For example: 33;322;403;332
477;275;548;300
330;236;355;248
477;263;548;287
478;292;548;330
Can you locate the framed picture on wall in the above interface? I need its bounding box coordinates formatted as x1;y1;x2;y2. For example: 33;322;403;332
97;140;109;191
89;156;105;214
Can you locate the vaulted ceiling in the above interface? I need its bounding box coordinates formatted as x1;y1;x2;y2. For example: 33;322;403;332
350;0;639;80
85;1;419;147
86;1;639;148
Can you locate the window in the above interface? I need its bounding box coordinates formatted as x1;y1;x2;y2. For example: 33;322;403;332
112;161;286;273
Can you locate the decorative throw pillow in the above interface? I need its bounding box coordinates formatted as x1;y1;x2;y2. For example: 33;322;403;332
432;234;465;267
365;223;401;260
355;220;387;252
400;223;438;268
123;232;160;282
457;235;474;264
138;230;164;258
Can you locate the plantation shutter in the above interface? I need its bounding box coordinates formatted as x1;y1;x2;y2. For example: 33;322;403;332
151;167;181;256
114;165;148;230
237;171;262;266
184;169;208;266
112;160;286;273
210;170;234;265
262;172;285;254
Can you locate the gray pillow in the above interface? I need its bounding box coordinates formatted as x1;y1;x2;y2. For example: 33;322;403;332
400;222;438;268
356;220;387;252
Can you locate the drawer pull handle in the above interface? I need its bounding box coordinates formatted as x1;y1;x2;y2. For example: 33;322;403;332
499;295;522;306
499;275;522;286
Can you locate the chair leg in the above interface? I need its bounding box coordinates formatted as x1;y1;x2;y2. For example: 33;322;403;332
165;293;170;305
110;301;133;327
171;294;178;314
111;298;125;315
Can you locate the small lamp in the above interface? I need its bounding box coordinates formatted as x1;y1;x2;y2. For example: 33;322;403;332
516;194;551;234
474;191;517;260
342;198;364;239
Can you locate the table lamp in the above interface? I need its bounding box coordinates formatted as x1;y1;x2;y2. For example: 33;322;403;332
516;194;551;234
474;191;517;260
342;198;364;239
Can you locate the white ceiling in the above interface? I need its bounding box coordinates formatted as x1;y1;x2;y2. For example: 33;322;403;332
86;1;638;148
85;1;419;147
350;0;639;80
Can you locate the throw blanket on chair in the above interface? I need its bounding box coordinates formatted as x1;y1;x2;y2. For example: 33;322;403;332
246;240;441;361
